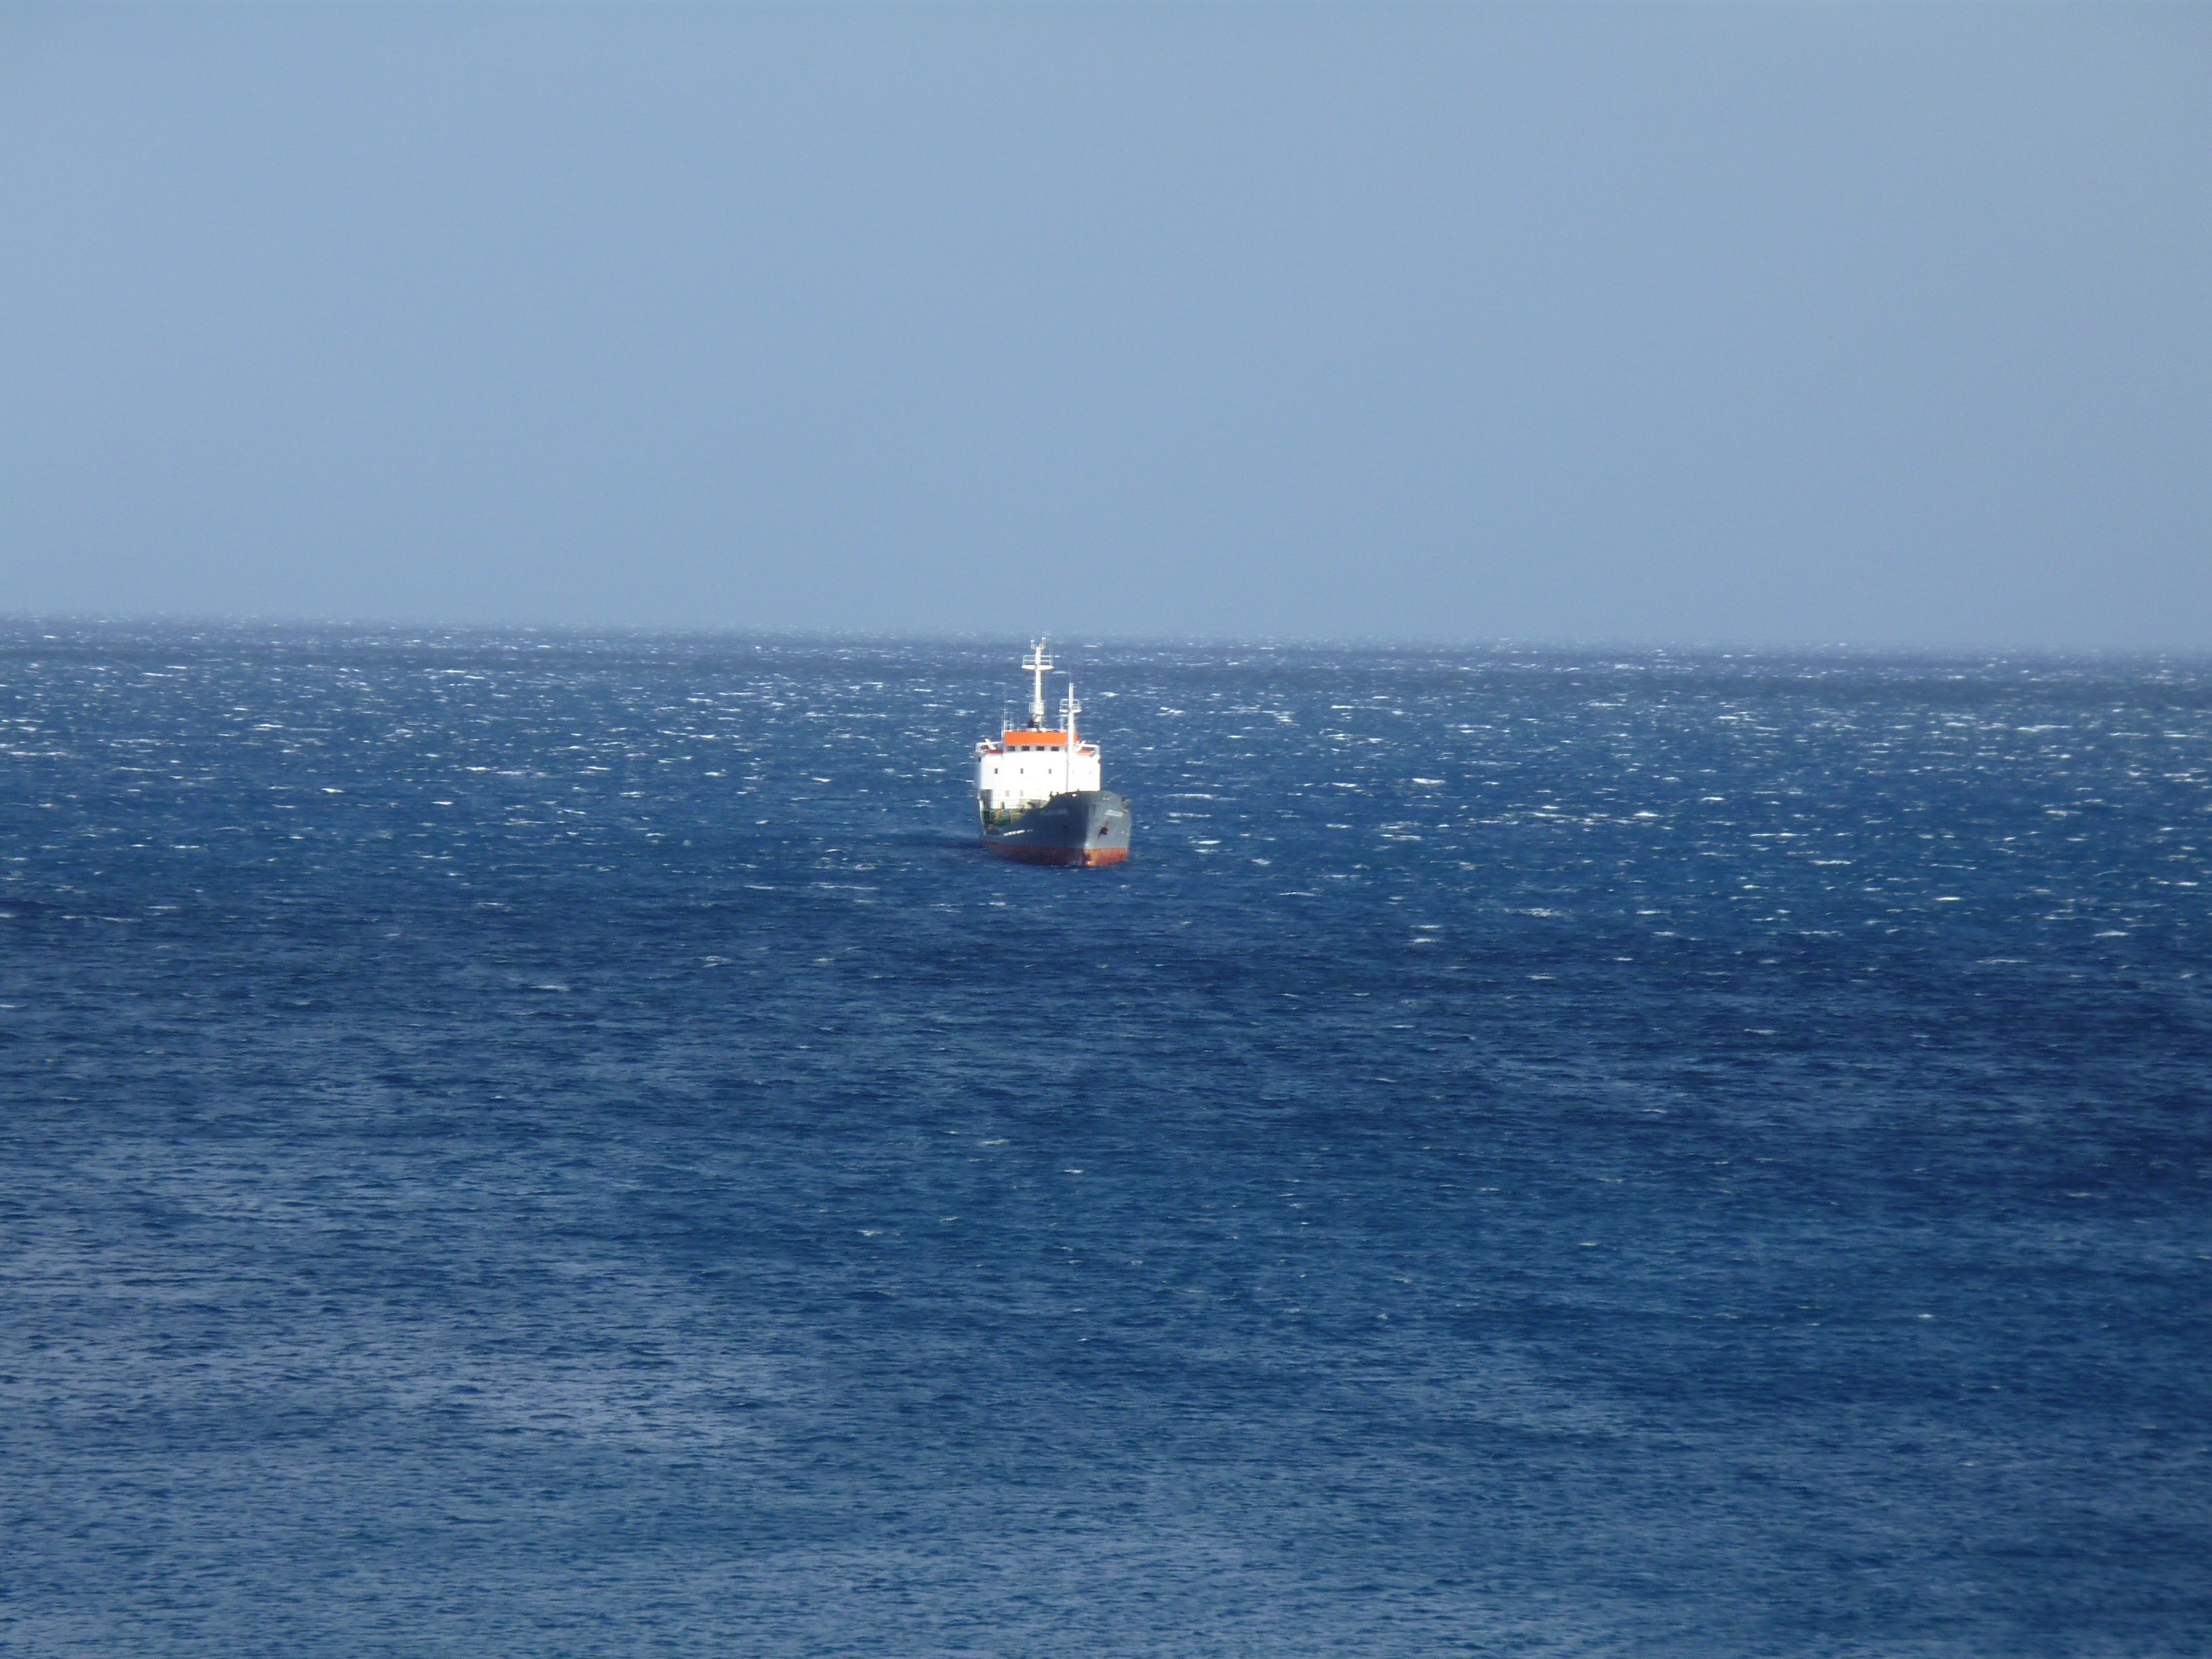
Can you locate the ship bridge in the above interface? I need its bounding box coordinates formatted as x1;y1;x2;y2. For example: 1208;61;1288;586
974;640;1102;819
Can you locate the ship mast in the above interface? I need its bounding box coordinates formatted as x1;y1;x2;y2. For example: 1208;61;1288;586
1061;679;1080;791
1023;638;1053;729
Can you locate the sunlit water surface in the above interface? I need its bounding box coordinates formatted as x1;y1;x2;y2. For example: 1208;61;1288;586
3;627;2207;1656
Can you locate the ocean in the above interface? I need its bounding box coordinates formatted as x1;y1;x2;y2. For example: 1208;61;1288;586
2;626;2207;1656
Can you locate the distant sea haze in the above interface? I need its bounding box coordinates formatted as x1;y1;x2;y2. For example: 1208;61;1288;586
3;625;2206;1655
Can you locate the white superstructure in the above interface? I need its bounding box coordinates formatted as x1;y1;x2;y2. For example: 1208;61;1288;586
974;640;1101;819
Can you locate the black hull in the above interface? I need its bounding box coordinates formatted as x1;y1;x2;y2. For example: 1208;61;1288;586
979;790;1132;866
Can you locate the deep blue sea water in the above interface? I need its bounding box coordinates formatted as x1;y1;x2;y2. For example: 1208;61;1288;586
2;626;2207;1656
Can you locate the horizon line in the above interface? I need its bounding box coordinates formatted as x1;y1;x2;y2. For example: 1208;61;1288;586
1;611;2207;662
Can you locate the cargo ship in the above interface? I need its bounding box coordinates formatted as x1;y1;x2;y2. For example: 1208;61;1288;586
975;642;1132;866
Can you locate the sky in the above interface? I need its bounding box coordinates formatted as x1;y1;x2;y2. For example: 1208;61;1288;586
1;2;2207;649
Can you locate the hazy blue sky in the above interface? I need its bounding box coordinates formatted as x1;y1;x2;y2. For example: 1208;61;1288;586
3;2;2207;646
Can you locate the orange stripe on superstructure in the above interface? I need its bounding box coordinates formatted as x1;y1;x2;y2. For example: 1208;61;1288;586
1001;731;1070;747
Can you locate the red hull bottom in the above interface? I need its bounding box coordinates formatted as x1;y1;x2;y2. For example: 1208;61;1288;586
985;843;1130;867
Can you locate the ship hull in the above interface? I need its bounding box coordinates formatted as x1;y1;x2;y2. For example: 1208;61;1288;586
979;790;1131;866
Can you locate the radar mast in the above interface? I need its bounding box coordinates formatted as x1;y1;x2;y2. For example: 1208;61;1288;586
1022;639;1054;729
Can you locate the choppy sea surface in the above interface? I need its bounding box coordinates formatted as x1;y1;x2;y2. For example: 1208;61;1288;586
2;625;2208;1657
